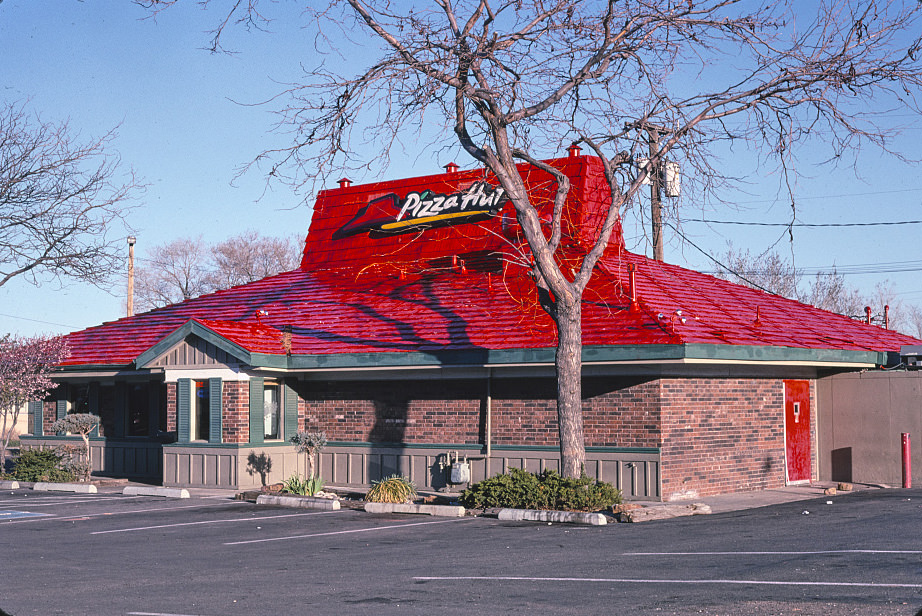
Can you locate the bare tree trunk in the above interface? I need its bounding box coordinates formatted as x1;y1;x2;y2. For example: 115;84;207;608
81;433;91;481
0;410;10;473
556;301;585;478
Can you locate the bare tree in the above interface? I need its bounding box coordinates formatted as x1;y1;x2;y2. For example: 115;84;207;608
135;236;214;311
805;268;867;318
210;230;300;289
148;0;922;477
717;246;803;299
0;102;139;289
135;232;300;310
716;246;895;325
908;304;922;339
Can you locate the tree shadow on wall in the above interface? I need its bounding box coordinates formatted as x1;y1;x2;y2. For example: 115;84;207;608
246;451;273;487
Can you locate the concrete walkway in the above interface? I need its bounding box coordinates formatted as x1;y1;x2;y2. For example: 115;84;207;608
630;481;882;516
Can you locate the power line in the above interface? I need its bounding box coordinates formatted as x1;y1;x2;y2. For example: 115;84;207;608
0;311;80;329
690;218;922;228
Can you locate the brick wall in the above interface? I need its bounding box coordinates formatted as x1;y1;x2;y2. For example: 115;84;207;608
222;381;249;443
293;376;662;448
296;379;482;444
658;377;791;500
165;382;177;432
43;399;56;434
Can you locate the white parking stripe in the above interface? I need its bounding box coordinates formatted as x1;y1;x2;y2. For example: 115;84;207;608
128;612;202;616
0;496;132;507
413;575;922;589
92;510;338;534
624;549;922;555
225;517;472;546
1;500;242;525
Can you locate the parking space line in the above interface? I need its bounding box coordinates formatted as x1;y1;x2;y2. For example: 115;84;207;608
624;549;922;555
92;510;338;535
413;575;922;589
2;500;243;525
225;516;472;546
128;612;201;616
0;496;133;507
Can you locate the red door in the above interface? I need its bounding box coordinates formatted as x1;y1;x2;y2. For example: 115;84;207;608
784;380;812;483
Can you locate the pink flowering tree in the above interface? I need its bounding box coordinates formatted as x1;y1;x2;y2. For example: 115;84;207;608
0;334;69;470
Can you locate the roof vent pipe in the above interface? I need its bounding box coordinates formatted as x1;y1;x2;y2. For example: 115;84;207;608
444;162;459;174
338;177;352;189
885;304;890;329
568;143;582;157
865;306;872;324
627;263;637;306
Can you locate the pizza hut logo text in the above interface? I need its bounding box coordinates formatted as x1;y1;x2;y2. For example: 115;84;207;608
333;182;507;239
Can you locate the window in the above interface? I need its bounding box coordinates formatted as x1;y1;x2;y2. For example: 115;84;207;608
127;383;150;437
193;380;210;441
264;382;280;440
68;384;90;414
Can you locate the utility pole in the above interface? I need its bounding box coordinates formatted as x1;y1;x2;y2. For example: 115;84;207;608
647;126;664;262
127;236;136;317
627;120;676;262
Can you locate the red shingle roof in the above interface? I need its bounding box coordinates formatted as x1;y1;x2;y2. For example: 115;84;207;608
59;155;919;368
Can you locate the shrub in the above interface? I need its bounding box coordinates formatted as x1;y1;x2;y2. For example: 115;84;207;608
366;475;416;503
12;448;77;483
282;473;325;496
460;468;621;512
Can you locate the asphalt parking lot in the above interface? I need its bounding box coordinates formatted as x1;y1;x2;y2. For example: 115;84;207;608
2;487;922;615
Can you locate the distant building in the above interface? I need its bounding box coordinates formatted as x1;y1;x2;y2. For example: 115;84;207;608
22;151;919;500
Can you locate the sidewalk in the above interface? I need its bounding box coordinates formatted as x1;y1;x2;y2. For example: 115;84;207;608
620;481;882;521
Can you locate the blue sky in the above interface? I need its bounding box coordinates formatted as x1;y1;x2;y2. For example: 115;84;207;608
2;1;921;337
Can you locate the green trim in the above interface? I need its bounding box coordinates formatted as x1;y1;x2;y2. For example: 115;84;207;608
29;400;43;437
209;378;222;444
249;377;264;445
176;379;191;443
281;343;884;370
283;380;298;440
58;341;888;375
324;441;658;454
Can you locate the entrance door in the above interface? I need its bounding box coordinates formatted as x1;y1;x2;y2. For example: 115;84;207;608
784;380;812;483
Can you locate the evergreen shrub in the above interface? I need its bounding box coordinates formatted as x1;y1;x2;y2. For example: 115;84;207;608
365;475;416;503
12;448;77;483
460;468;621;512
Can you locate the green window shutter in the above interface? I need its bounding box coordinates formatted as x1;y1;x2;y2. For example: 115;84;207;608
30;400;43;436
283;381;298;441
177;379;191;443
209;378;222;444
249;377;265;445
55;398;67;435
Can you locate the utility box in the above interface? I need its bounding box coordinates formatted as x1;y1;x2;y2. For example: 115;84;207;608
450;461;471;484
901;345;922;368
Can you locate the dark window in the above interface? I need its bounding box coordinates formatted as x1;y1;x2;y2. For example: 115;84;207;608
127;383;150;437
69;384;90;414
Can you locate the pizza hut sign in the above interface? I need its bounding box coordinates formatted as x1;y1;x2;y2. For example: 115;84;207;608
334;182;507;239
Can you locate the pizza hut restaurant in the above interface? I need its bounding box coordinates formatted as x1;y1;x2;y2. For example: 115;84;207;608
24;150;918;501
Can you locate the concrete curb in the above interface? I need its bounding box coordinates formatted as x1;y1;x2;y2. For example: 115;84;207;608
0;480;20;489
123;486;190;498
364;502;466;517
33;482;97;494
497;508;608;525
257;494;341;510
616;502;712;523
